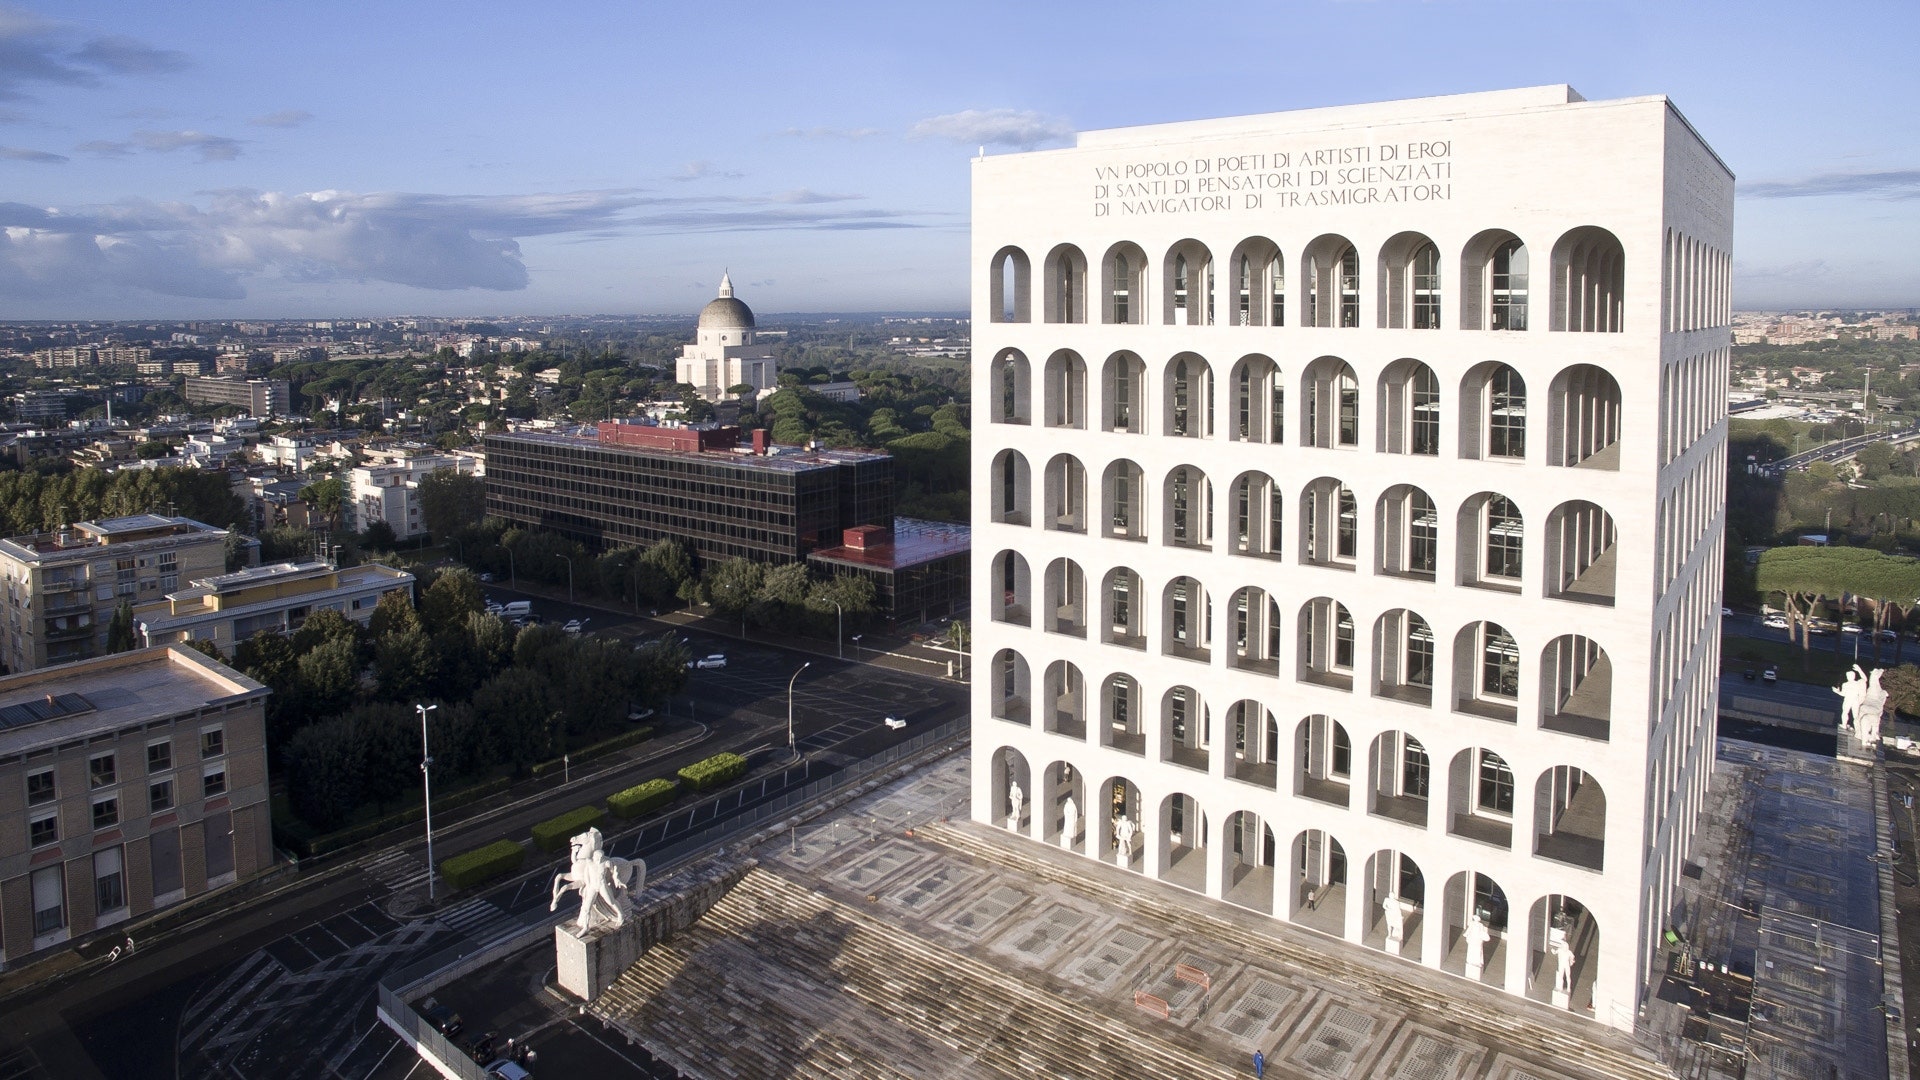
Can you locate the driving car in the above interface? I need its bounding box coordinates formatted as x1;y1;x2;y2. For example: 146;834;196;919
1762;615;1790;630
1762;666;1778;683
691;654;728;670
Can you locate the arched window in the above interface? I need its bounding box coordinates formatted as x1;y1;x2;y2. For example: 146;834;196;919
990;349;1031;425
1462;363;1527;460
1378;359;1439;455
1043;244;1088;324
1228;237;1286;327
1043;350;1086;429
1103;352;1145;434
1102;459;1145;541
1548;364;1622;469
1301;478;1357;569
990;449;1030;526
989;247;1031;323
1164;354;1213;438
1163;240;1214;325
1303;357;1360;449
1485;496;1524;581
1551;227;1626;332
1480;623;1520;701
1102;243;1147;325
1378;232;1440;329
1231;472;1283;559
1304;235;1359;328
1298;598;1355;688
1490;239;1529;330
1376;484;1437;579
1164;465;1212;549
1230;355;1283;444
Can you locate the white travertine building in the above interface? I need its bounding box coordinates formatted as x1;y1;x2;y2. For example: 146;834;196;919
969;85;1730;1030
676;273;779;401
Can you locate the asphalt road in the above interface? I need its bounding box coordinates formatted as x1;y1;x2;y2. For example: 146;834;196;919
0;607;969;1080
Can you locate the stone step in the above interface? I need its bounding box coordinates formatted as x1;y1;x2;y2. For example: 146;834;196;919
921;820;1679;1080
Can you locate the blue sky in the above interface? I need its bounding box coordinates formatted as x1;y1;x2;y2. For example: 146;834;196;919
0;0;1913;319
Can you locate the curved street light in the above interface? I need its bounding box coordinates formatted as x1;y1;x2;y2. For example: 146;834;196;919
787;662;812;754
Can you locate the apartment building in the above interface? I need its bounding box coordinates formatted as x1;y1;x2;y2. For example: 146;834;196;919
969;86;1731;1029
0;645;270;967
0;516;234;673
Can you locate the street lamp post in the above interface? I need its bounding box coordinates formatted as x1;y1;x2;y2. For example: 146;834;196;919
556;554;574;604
417;702;439;902
495;544;516;588
831;601;844;659
850;634;863;660
787;662;811;754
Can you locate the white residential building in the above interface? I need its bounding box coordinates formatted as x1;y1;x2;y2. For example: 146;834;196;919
347;452;481;539
969;86;1731;1031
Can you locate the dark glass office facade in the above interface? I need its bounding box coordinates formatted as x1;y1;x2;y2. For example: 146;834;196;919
483;432;895;565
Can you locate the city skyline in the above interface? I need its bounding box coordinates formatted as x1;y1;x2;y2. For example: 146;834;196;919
0;0;1913;319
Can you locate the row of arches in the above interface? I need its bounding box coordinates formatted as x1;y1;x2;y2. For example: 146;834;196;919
991;471;1619;605
990;748;1602;1012
992;350;1621;470
989;619;1613;741
989;227;1626;334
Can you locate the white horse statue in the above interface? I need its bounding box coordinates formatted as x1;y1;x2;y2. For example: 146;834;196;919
549;827;645;933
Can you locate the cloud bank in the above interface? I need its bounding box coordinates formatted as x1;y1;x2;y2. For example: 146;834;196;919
1742;169;1920;200
909;108;1072;150
0;187;934;305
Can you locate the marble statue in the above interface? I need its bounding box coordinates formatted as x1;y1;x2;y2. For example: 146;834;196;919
1550;925;1576;1000
1382;893;1413;949
1060;796;1078;850
1463;912;1492;981
1836;665;1866;733
1860;666;1889;746
549;827;644;934
1007;780;1024;833
1114;813;1138;865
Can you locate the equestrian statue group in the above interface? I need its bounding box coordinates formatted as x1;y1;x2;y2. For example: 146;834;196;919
550;827;646;934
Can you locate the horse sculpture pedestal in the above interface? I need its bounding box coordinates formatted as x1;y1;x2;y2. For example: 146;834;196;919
555;917;644;1002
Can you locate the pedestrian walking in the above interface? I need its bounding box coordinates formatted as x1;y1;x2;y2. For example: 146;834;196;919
1253;1049;1265;1078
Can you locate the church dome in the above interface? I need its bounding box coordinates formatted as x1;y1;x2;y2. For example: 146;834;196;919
698;272;754;330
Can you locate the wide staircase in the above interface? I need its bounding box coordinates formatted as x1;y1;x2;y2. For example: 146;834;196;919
922;820;1680;1080
591;866;1236;1079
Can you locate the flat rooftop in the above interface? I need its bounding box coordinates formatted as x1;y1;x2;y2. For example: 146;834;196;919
808;516;970;571
490;429;890;474
0;646;264;757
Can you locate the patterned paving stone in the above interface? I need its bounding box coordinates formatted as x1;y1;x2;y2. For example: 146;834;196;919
990;903;1093;965
1283;998;1381;1078
1378;1024;1485;1080
1061;923;1159;993
1207;971;1299;1044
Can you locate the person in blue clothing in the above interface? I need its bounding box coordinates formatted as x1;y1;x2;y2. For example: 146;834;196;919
1253;1049;1265;1077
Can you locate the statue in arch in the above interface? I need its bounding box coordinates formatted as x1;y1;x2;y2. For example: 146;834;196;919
1382;892;1413;949
1114;813;1138;865
1550;925;1577;999
1060;796;1079;850
1006;780;1024;833
1463;912;1493;981
550;827;643;934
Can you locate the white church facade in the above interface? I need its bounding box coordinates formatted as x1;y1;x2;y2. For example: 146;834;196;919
968;85;1732;1030
676;272;779;401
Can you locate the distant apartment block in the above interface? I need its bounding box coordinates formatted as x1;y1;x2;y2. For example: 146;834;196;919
0;645;270;966
182;376;290;418
0;516;234;673
12;392;67;424
135;560;414;655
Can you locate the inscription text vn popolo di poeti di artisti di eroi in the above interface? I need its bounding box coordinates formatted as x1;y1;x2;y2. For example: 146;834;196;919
1092;141;1454;217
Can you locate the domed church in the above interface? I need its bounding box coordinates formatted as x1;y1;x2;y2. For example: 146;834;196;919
675;272;779;401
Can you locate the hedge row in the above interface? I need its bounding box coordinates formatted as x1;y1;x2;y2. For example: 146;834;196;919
677;752;747;792
531;804;606;852
531;725;655;779
439;839;526;890
608;778;680;819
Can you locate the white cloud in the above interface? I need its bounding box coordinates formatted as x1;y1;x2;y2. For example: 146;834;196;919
671;160;743;182
0;144;64;163
1742;169;1920;200
249;109;313;129
0;186;936;306
908;108;1071;150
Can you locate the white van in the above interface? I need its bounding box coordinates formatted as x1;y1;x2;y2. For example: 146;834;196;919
502;601;532;617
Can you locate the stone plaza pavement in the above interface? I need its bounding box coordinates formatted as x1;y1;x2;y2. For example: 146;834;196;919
589;752;1678;1080
1637;739;1903;1080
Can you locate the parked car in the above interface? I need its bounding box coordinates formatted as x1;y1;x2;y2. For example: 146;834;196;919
563;619;586;635
884;715;906;730
690;654;728;670
502;601;532;617
466;1031;500;1063
1742;667;1755;681
422;1001;463;1038
486;1060;532;1080
1762;666;1778;684
1762;615;1790;630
